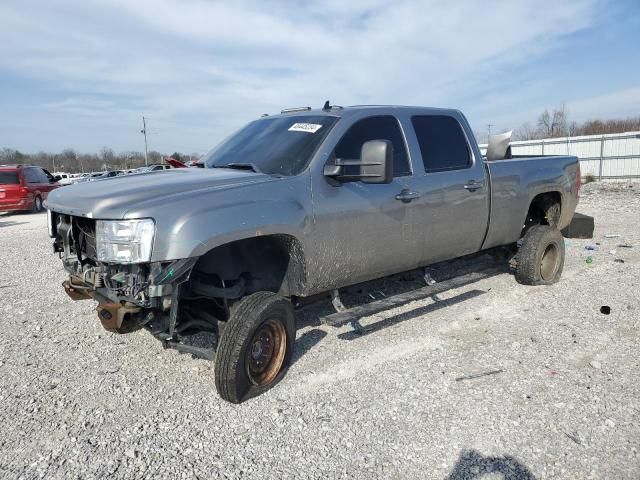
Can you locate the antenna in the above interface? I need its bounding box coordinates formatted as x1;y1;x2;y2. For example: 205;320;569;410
322;101;343;111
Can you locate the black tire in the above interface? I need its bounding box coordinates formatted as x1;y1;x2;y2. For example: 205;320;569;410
32;195;43;213
215;292;295;403
516;225;565;285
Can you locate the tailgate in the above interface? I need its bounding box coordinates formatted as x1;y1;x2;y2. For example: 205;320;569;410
0;172;23;201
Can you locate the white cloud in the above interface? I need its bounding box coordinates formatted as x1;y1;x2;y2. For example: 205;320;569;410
0;0;607;152
566;87;640;121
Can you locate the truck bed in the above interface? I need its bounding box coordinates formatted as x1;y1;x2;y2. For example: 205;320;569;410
482;155;580;250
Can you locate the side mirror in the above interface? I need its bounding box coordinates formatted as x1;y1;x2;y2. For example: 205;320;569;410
359;140;394;184
323;139;394;184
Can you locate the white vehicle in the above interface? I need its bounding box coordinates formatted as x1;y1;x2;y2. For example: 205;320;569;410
133;164;173;174
52;172;75;186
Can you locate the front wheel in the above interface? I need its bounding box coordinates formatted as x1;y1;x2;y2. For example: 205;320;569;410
516;225;565;285
215;292;295;403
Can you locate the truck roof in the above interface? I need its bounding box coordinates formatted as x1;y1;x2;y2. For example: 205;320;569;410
270;104;462;119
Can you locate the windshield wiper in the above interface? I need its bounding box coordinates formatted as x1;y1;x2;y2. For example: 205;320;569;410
213;163;262;173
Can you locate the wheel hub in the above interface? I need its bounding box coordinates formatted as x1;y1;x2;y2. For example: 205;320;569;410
246;318;286;386
540;243;559;281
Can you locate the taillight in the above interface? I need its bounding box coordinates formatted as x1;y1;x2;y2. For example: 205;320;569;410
576;164;581;198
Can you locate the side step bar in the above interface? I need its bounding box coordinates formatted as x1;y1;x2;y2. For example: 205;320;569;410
321;268;503;328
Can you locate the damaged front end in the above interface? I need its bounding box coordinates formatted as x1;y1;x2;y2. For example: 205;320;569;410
49;211;234;357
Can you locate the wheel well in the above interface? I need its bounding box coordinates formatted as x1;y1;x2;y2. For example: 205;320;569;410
192;234;306;298
523;192;561;234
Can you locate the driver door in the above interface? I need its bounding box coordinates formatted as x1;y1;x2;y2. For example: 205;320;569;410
309;115;424;292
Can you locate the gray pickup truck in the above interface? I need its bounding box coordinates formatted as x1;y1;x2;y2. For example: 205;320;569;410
46;105;580;403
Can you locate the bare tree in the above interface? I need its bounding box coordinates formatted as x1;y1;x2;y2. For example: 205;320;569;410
537;109;552;137
537;105;570;138
514;122;539;140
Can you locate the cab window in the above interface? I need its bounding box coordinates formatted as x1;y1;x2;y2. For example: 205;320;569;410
334;116;411;177
411;115;472;172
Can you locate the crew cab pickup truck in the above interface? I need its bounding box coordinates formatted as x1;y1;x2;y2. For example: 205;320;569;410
46;105;580;403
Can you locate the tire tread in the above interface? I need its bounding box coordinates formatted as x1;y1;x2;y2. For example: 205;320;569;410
215;292;293;403
516;225;564;285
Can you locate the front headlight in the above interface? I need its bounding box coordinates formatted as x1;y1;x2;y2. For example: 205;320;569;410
96;219;155;263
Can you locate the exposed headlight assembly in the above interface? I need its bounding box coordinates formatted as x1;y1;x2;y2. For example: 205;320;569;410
96;219;155;264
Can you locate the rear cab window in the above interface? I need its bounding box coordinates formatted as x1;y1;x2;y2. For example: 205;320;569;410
0;171;20;185
333;115;411;177
411;115;472;173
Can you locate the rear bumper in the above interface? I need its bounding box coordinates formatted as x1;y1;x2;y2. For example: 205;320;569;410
0;198;31;212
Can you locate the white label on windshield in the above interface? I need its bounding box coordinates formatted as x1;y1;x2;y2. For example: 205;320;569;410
288;123;323;133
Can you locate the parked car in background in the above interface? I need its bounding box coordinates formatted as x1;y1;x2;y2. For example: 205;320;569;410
0;164;60;213
74;171;124;183
164;157;204;168
52;172;75;186
133;164;173;174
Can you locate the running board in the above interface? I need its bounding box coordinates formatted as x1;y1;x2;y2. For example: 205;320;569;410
321;268;503;328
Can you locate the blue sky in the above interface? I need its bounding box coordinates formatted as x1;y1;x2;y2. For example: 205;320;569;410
0;0;638;154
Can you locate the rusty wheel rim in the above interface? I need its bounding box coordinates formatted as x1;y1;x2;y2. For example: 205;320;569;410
246;318;287;386
540;243;559;281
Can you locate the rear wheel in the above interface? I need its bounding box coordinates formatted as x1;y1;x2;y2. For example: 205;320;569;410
542;198;561;227
516;225;564;285
215;292;295;403
32;195;43;213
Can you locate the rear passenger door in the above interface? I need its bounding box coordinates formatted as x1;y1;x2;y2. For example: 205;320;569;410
408;114;490;265
23;167;43;198
24;168;53;200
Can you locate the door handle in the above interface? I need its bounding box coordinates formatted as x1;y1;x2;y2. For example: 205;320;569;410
463;181;484;191
395;189;421;203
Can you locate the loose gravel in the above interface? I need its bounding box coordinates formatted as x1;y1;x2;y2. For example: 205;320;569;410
0;181;639;479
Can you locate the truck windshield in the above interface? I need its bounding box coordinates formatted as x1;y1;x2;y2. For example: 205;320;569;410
203;115;339;176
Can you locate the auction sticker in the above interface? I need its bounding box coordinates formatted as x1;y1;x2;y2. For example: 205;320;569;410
288;123;323;133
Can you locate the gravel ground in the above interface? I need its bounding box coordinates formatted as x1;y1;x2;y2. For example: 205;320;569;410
0;181;639;479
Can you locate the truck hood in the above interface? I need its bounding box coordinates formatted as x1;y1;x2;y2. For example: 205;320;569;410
46;168;278;219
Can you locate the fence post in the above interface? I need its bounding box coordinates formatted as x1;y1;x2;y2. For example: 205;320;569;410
598;135;605;181
541;140;545;156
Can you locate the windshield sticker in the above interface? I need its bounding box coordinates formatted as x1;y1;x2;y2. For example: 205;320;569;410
288;123;323;133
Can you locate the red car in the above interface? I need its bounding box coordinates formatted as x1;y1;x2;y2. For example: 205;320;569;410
0;164;61;214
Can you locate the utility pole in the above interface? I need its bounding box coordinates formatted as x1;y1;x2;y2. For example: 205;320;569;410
141;116;149;166
487;123;494;137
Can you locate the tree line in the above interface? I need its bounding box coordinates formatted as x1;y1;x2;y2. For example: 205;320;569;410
0;147;201;174
513;106;640;141
3;108;639;169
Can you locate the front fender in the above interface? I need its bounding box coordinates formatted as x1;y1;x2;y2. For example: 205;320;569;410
152;198;311;261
